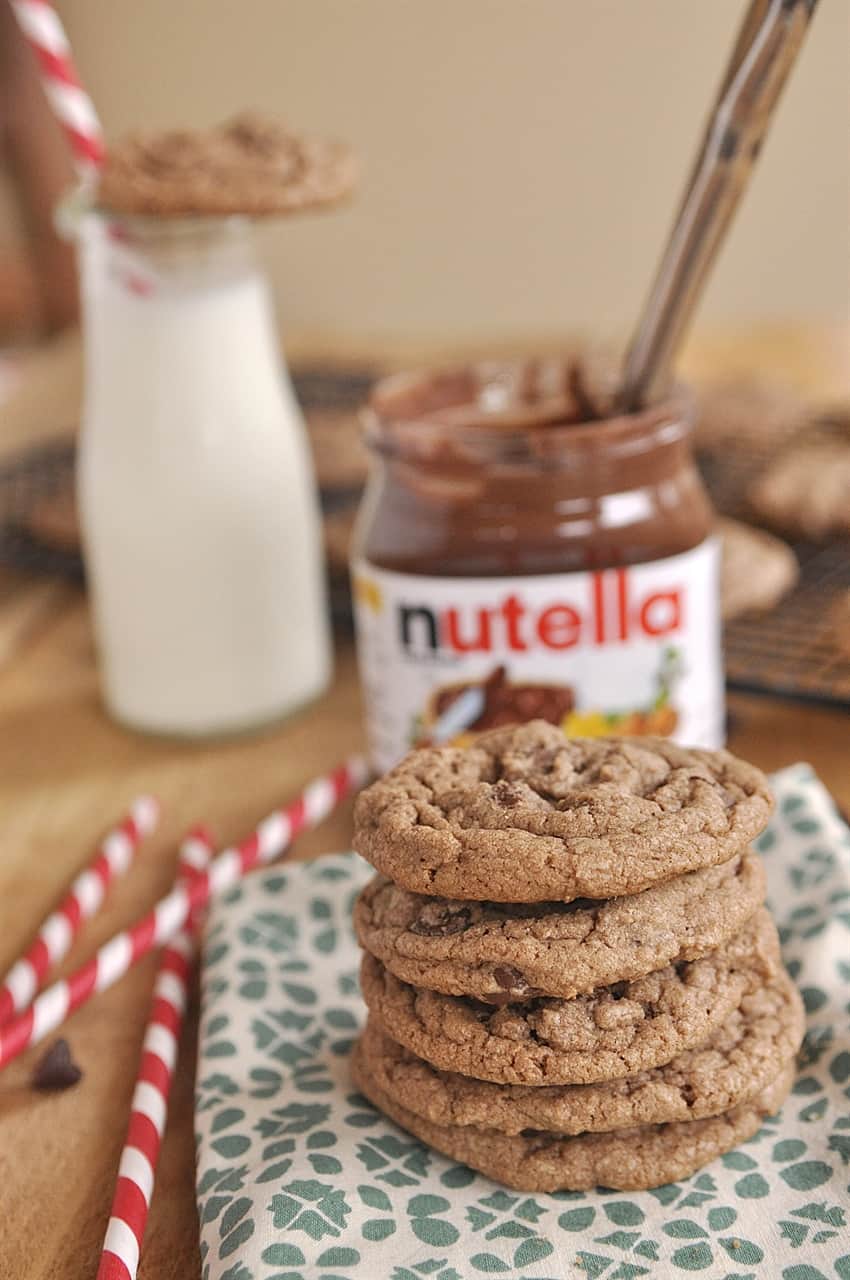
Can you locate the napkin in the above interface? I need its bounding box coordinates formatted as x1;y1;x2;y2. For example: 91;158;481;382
195;765;850;1279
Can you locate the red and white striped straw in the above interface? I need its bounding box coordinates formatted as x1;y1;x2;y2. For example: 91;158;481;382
0;796;159;1027
97;826;215;1280
0;756;369;1070
10;0;106;174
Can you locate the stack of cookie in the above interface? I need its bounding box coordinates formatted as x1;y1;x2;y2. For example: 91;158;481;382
350;722;803;1192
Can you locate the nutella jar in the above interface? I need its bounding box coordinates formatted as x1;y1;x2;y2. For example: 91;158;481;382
351;359;723;771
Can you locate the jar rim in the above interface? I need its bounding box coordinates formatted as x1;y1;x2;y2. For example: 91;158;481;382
363;358;693;465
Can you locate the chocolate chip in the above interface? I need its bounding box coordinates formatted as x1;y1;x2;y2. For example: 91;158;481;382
31;1038;82;1091
493;780;523;807
409;902;471;937
493;965;530;995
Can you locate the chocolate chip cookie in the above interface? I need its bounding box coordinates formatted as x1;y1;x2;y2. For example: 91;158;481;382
719;518;798;621
693;377;807;451
356;969;803;1136
353;723;773;902
351;1046;794;1192
354;850;766;1001
98;113;356;217
749;442;850;540
360;909;779;1086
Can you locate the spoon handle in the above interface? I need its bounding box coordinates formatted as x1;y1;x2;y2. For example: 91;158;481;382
617;0;818;413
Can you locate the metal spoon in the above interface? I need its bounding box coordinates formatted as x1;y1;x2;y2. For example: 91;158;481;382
617;0;819;414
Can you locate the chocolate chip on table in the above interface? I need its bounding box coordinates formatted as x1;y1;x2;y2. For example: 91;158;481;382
31;1038;83;1091
409;902;472;937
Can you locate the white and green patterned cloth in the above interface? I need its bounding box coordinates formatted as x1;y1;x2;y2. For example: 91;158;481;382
195;764;850;1280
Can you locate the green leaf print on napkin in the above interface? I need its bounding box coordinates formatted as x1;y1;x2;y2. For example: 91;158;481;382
269;1178;352;1240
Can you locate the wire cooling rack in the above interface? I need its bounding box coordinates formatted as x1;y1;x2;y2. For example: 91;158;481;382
698;411;850;707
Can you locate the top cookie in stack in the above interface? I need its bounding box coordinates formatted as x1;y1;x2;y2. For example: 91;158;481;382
350;722;804;1192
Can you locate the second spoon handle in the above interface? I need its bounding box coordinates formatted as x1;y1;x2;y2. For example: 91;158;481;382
617;0;818;414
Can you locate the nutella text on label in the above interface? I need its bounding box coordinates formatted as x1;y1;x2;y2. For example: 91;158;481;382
397;570;684;657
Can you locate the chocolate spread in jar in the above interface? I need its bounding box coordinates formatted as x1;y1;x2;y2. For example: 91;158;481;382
352;356;722;771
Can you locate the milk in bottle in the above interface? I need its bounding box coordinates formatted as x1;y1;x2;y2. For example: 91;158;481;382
77;212;331;735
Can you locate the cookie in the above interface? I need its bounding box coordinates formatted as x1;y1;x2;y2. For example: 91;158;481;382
351;1045;794;1192
693;377;807;451
353;724;773;902
354;850;766;1001
718;518;798;621
356;969;803;1136
98;113;356;218
749;443;850;540
360;909;779;1086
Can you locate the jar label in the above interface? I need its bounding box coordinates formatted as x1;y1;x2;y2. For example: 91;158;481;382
352;539;724;772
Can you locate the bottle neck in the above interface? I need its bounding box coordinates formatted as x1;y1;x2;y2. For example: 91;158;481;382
82;211;261;292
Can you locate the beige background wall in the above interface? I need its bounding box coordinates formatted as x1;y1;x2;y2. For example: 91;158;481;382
60;0;850;344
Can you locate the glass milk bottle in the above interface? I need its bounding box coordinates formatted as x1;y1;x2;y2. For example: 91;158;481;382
77;212;331;735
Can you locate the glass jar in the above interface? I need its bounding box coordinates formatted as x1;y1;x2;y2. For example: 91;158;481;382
351;358;722;770
77;210;331;736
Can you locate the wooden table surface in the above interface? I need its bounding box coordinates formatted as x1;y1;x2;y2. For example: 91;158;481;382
0;327;848;1280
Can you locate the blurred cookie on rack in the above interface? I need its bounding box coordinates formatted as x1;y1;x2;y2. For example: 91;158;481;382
693;377;807;450
718;517;798;620
749;443;850;540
